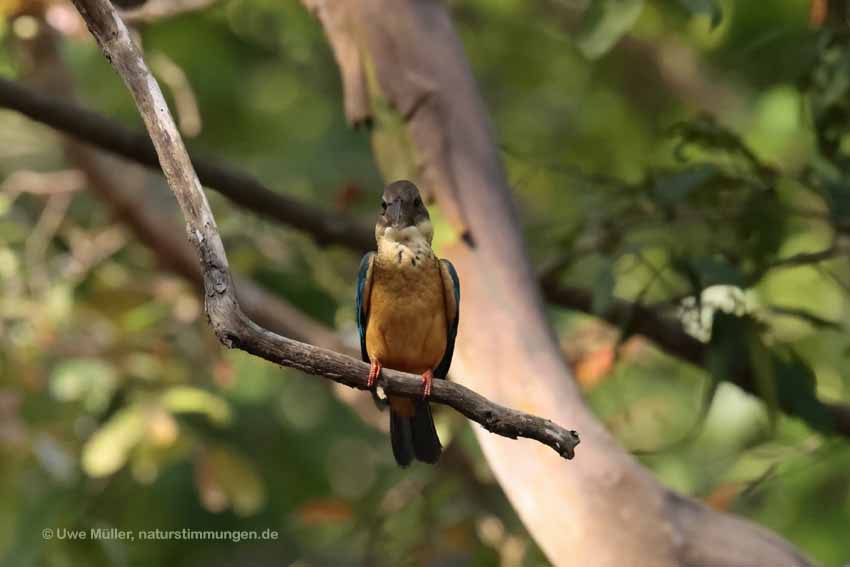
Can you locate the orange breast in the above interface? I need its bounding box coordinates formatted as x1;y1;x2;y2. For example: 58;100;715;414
365;255;448;374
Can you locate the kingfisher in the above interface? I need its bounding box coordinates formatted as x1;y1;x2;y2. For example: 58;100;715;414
356;180;460;466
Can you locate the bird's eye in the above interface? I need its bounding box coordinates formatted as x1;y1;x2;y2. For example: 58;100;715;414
381;201;388;211
414;198;422;207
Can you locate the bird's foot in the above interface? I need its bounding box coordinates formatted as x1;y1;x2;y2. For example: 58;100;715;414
420;369;434;398
367;360;382;389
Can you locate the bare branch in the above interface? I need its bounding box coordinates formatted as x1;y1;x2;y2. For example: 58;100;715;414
69;0;580;461
120;0;218;24
5;69;845;444
0;76;374;252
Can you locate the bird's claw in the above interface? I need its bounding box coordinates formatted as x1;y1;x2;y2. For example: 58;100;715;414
421;369;433;398
367;360;382;389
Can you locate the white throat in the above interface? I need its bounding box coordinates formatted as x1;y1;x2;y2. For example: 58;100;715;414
377;221;434;267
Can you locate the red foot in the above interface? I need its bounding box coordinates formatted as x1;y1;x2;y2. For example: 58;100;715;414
421;369;434;398
367;360;382;388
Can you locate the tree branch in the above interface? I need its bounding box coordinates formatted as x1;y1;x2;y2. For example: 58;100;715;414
0;76;374;253
69;0;579;461
5;69;845;444
541;282;850;438
120;0;218;24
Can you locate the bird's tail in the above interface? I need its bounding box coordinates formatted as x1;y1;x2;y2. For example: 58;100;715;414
389;400;442;467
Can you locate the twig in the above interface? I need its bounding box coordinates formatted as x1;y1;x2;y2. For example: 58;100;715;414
25;192;73;293
768;245;843;270
747;242;845;285
149;52;202;137
0;169;86;195
120;0;219;24
766;304;843;331
0;76;375;252
70;0;580;460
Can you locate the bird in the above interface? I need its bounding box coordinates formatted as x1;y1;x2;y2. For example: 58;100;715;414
356;180;460;466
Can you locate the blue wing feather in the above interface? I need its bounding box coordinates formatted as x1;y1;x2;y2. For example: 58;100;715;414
434;259;460;379
356;252;375;363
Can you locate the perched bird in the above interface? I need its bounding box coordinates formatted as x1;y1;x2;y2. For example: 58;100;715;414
356;180;460;466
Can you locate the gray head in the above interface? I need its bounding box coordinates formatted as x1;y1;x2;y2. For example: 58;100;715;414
375;180;434;245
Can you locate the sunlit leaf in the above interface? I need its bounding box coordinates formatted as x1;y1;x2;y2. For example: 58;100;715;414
0;247;19;280
82;405;145;478
120;302;169;333
0;194;12;216
160;386;232;426
50;358;117;413
576;0;644;59
145;407;179;447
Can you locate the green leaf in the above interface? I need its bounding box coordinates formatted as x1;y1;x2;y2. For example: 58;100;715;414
774;350;834;434
677;0;723;29
748;328;779;432
82;406;146;478
821;179;850;226
50;358;117;413
576;0;645;59
160;386;232;427
653;165;720;205
674;255;746;290
709;314;835;434
591;264;616;315
707;312;752;381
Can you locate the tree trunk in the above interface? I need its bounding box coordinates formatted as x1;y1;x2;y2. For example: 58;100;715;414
303;1;814;565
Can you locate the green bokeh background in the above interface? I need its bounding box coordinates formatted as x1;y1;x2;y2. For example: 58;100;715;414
1;0;849;565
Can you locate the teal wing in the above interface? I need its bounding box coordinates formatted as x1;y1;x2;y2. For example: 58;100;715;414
356;252;376;363
434;259;460;379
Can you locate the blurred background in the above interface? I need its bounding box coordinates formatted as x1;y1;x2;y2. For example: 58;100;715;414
1;0;850;565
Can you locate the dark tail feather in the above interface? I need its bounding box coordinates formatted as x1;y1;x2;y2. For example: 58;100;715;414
390;409;414;467
411;400;442;464
389;403;442;466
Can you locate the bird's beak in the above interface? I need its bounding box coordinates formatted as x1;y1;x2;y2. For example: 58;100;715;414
387;199;403;228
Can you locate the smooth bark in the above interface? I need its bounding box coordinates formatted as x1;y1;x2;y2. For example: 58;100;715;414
302;1;814;565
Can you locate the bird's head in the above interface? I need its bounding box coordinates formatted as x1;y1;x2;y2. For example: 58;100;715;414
375;180;433;246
